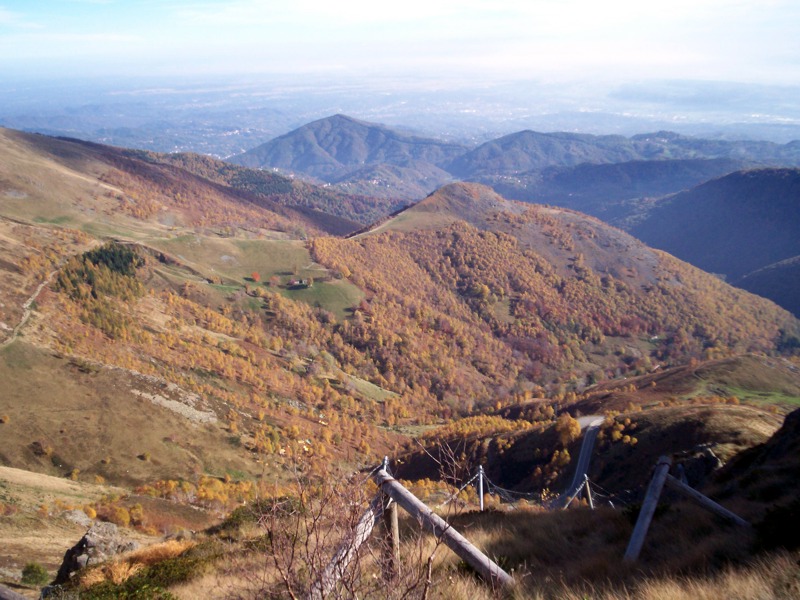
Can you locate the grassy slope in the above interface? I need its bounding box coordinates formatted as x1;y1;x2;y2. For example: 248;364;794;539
575;354;800;413
146;236;363;319
0;342;258;486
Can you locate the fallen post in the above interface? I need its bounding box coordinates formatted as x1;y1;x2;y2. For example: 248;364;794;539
373;468;514;589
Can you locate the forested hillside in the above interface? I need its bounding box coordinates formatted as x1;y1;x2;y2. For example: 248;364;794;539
312;183;799;405
2;128;800;599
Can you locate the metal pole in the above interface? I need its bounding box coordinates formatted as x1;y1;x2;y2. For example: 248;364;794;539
478;465;485;512
623;456;672;562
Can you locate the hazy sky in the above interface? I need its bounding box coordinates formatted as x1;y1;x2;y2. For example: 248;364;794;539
1;0;798;84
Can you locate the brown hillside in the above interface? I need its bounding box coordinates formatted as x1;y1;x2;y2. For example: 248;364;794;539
0;128;351;237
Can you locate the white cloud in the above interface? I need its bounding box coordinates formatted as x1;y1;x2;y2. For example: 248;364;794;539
0;6;43;29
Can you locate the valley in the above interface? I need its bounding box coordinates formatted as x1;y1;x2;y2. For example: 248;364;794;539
0;125;799;599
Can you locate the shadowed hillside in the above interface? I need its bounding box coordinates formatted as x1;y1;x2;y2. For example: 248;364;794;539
629;168;800;314
484;157;748;221
736;256;800;317
125;148;401;227
629;168;800;280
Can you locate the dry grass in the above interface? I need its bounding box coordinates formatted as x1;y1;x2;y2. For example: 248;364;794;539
424;551;800;600
80;560;144;587
77;539;196;589
78;493;797;600
123;539;197;566
629;553;800;600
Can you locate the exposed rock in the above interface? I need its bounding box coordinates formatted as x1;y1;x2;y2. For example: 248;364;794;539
676;446;724;486
54;522;140;585
0;584;28;600
61;509;93;528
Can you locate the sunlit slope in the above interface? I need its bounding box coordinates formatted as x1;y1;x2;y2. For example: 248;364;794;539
315;183;800;399
0;127;353;239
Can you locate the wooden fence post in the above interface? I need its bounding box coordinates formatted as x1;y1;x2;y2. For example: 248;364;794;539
373;468;514;589
623;455;672;562
664;475;749;527
382;496;401;580
308;492;384;600
561;479;586;510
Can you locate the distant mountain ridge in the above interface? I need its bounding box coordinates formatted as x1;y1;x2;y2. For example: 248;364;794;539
485;157;749;221
230;114;465;184
229;115;800;202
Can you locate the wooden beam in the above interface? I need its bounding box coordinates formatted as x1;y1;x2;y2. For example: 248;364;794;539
624;455;672;562
664;475;749;527
373;468;514;589
308;492;384;600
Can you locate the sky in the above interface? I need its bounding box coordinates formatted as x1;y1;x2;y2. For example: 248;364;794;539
0;0;798;85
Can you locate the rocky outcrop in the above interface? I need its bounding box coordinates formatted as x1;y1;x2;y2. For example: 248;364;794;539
0;584;28;600
53;522;140;585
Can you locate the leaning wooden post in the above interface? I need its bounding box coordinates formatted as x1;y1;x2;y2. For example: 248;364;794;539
664;475;750;527
373;468;514;589
478;465;485;512
308;493;384;600
623;455;672;562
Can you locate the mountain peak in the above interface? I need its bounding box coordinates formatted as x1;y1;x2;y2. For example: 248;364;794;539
417;182;509;213
229;115;466;184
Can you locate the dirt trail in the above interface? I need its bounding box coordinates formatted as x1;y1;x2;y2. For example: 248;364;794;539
0;269;58;350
